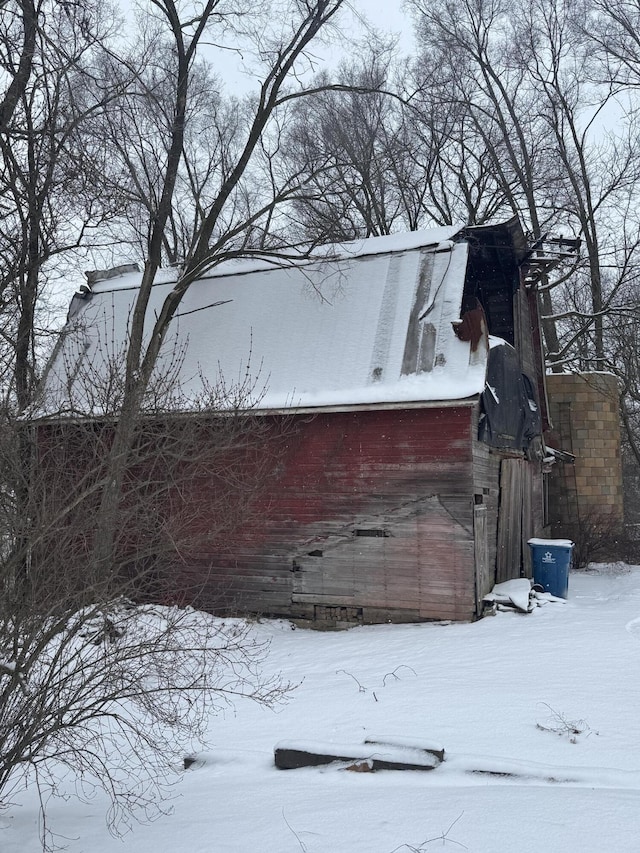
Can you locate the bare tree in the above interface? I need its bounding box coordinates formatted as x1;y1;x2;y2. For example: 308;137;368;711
280;40;511;242
588;0;640;86
407;0;640;378
515;0;640;369
408;0;567;359
0;0;348;843
0;0;37;131
281;46;415;240
78;0;347;583
0;0;127;411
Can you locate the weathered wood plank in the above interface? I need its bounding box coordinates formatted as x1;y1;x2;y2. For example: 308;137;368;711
274;740;442;771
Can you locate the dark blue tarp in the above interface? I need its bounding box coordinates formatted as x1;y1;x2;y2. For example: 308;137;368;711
478;343;541;450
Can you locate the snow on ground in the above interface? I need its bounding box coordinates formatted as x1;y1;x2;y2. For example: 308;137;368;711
5;564;640;852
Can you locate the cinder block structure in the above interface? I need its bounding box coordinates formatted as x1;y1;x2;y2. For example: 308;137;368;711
545;372;624;541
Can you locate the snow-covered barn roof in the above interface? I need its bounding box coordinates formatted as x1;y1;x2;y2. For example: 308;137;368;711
39;225;494;417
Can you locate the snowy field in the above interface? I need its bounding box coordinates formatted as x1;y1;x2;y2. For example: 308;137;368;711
4;564;640;853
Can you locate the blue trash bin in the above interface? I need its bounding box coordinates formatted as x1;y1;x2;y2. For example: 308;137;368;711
528;538;574;599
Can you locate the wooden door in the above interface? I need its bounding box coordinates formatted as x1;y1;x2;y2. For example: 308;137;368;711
496;458;533;583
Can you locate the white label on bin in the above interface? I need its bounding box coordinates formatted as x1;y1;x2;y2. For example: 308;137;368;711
542;552;555;563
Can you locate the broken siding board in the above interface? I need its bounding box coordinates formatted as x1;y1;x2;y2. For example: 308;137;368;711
496;460;515;582
531;462;545;536
473;504;490;612
514;285;536;375
291;584;477;616
296;557;473;591
293;591;473;612
521;462;534;578
472;438;501;590
293;524;474;605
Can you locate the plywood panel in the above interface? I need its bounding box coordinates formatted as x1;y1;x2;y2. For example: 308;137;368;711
473;504;490;612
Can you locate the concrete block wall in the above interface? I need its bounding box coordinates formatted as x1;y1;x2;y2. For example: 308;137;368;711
545;372;624;537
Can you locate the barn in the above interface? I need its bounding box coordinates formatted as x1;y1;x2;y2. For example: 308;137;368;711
40;217;555;624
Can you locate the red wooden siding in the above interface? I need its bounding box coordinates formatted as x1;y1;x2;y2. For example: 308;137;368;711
178;405;478;623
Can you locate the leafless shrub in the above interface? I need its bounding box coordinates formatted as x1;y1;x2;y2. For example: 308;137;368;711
0;405;292;848
0;597;288;847
535;703;596;743
572;508;640;569
0;364;293;848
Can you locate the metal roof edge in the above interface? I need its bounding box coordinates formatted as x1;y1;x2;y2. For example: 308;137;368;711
228;397;481;417
32;395;481;425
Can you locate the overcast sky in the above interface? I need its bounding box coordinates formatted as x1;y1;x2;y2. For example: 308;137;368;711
195;0;416;90
353;0;414;46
